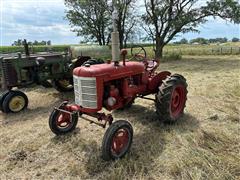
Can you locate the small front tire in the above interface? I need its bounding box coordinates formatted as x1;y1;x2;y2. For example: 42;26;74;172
102;120;133;161
49;108;78;135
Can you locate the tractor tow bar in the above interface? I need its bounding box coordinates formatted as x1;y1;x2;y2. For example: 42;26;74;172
137;95;156;101
54;106;113;128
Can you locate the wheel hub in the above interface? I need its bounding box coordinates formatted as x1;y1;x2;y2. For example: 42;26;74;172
59;80;71;88
171;85;186;118
9;96;25;112
111;129;129;155
56;113;71;128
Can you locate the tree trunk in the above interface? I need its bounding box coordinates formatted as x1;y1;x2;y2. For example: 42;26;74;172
97;37;103;46
155;37;164;60
124;38;127;48
119;33;124;50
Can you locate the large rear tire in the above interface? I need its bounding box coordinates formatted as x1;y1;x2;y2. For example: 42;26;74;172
102;120;133;161
0;91;11;112
155;74;188;123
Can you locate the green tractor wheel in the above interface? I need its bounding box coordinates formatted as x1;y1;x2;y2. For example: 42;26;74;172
0;91;11;112
53;78;74;92
2;90;28;113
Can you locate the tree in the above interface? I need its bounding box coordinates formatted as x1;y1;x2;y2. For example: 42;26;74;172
114;0;138;49
142;0;240;59
33;40;39;46
232;37;239;42
190;38;208;44
179;38;188;44
65;0;137;48
65;0;110;45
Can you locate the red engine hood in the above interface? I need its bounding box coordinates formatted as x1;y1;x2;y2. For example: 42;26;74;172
73;61;145;81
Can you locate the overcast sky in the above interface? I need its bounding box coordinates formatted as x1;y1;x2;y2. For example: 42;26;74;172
0;0;239;46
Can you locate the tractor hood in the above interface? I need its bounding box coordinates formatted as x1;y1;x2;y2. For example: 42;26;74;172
73;61;145;81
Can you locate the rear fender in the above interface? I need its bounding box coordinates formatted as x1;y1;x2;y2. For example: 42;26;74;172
148;71;171;92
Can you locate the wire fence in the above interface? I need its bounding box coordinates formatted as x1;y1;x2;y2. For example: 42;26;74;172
163;46;240;56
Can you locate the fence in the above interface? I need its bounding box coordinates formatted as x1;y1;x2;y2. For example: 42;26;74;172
163;46;240;56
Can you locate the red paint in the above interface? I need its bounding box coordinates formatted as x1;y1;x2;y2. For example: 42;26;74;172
56;107;71;128
148;71;171;92
111;129;129;155
170;85;186;118
73;62;145;80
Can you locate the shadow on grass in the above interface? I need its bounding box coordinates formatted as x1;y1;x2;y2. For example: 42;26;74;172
0;92;74;125
50;127;81;144
82;104;199;178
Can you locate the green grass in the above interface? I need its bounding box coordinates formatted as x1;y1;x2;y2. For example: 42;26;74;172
0;45;69;54
1;42;240;57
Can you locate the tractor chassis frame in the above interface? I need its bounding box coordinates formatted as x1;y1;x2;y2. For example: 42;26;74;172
54;105;113;129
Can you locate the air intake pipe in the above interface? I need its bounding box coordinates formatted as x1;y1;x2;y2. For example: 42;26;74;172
111;1;120;65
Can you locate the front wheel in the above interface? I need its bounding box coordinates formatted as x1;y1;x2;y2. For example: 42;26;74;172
102;120;133;161
155;74;188;123
49;107;78;135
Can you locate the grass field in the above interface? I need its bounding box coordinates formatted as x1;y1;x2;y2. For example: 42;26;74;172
0;55;239;179
1;42;240;56
0;45;69;54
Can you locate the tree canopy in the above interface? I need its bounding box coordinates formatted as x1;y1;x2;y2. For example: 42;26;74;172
142;0;240;59
64;0;240;59
65;0;137;48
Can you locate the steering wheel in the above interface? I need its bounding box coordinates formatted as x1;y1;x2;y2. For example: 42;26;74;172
131;46;147;61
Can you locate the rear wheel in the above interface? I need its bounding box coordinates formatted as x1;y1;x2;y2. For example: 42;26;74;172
0;91;11;112
54;78;73;92
155;74;188;123
2;90;28;113
49;107;78;135
41;80;53;88
102;120;133;161
82;59;104;66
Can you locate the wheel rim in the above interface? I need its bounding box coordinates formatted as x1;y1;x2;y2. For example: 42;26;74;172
58;79;72;89
56;112;72;128
111;129;129;155
171;85;186;118
9;96;25;112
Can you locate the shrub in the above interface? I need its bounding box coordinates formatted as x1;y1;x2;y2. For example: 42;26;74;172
163;53;182;61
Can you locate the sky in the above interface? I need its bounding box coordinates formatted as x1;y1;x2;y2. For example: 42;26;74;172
0;0;239;46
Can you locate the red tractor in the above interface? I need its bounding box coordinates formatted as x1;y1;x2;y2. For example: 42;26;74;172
48;3;187;160
48;46;188;160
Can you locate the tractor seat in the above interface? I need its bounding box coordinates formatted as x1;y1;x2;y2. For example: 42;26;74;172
146;60;158;72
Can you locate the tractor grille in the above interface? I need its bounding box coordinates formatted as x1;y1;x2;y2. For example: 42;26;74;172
1;59;18;87
73;76;97;108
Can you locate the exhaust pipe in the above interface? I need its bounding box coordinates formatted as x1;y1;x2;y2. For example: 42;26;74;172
112;1;120;64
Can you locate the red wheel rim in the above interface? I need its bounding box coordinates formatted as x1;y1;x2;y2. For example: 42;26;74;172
111;129;129;155
171;85;186;118
56;112;71;128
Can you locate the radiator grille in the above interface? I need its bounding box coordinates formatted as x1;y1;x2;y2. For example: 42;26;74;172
73;76;97;108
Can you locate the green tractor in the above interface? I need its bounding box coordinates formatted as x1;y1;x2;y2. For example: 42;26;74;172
0;40;111;113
